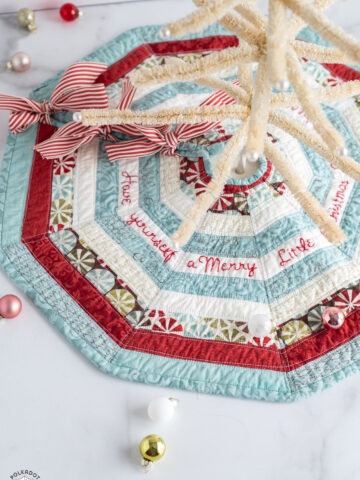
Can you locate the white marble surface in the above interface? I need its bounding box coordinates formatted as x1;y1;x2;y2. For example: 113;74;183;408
1;1;360;479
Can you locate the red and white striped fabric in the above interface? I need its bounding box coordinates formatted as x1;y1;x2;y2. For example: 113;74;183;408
34;122;117;159
34;77;239;160
0;62;108;134
106;78;238;161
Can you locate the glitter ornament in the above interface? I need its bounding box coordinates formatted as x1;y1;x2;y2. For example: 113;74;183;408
16;8;37;32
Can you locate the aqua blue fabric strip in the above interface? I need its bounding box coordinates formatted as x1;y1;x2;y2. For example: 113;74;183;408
1;22;360;403
95;142;119;219
1;125;37;247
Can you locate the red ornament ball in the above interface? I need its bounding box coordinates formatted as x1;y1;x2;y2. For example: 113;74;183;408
322;307;345;329
0;295;22;319
59;3;80;21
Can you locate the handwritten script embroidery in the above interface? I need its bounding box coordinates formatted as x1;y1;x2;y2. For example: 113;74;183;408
278;237;315;267
328;180;350;222
186;255;257;278
126;213;177;263
120;171;138;206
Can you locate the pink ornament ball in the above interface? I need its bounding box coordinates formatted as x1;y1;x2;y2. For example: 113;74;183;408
0;295;22;319
322;307;345;330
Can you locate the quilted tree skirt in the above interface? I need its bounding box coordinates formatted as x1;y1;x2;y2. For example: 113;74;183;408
2;23;360;402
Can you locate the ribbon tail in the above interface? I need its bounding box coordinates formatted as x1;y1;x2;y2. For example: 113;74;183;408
106;139;162;162
34;122;97;159
51;62;109;108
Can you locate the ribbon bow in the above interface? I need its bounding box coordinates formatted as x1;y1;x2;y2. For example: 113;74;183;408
0;62;109;133
34;77;238;160
33;75;136;159
105;78;237;162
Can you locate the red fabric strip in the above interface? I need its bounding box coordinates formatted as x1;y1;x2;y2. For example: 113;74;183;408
283;307;360;371
149;35;238;55
322;62;360;82
97;44;154;87
19;42;360;373
26;236;132;343
22;123;56;241
96;36;239;87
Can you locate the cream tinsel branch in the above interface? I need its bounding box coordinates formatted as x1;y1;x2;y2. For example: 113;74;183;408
81;105;250;126
78;0;360;246
269;111;360;182
286;0;337;41
131;45;259;87
286;49;345;153
267;0;288;88
233;0;267;30
264;138;346;246
81;80;360;125
164;0;250;37
283;0;360;64
172;121;249;246
245;57;271;156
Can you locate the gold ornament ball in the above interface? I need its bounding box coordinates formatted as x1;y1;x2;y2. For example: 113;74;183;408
139;434;166;462
16;8;37;32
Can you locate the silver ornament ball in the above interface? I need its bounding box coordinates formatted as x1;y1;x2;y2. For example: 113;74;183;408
6;52;31;72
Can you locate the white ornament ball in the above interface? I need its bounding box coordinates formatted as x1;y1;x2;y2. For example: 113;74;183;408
248;314;273;338
148;397;178;423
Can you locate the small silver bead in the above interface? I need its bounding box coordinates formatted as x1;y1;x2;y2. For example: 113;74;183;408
274;79;290;91
72;111;82;122
159;26;171;39
336;146;348;157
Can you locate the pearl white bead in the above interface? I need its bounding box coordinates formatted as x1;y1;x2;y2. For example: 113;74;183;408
242;149;259;164
248;314;273;338
159;26;171;39
7;52;31;72
148;397;178;422
336;146;348;157
274;79;290;91
72;111;82;122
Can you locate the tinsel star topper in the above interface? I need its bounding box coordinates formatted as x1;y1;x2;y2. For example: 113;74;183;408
78;0;360;247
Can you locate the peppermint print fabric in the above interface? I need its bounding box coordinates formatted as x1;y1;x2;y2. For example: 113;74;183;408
2;24;360;402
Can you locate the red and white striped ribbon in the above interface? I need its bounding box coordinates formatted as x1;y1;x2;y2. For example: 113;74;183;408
34;77;239;160
106;79;238;161
0;62;108;133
